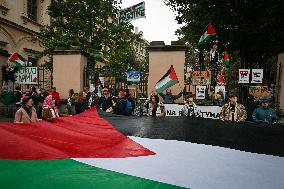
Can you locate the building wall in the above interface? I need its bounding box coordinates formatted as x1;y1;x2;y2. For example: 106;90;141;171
0;0;50;80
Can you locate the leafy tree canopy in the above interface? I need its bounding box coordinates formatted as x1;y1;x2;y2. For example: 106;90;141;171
39;0;145;71
166;0;284;62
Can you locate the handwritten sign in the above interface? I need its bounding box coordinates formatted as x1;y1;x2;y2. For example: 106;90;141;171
15;67;37;84
192;71;211;85
118;2;146;23
238;69;250;83
249;86;272;100
251;69;263;83
196;86;206;99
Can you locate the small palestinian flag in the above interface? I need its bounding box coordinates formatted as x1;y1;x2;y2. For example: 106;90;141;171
155;65;179;94
198;23;216;46
8;53;26;68
223;50;230;66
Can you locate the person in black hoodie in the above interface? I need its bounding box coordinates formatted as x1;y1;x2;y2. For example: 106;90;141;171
113;89;127;115
98;88;113;112
38;88;49;118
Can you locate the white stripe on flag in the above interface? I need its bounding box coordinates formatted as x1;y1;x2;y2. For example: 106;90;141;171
75;137;284;189
155;75;172;90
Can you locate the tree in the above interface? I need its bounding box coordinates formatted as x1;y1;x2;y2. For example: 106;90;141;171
39;0;141;71
166;0;284;85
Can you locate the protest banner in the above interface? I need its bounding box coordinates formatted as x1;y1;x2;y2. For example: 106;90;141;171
251;69;263;84
196;86;206;99
118;2;145;23
238;69;250;83
191;71;211;85
249;86;272;100
15;67;37;84
164;104;221;119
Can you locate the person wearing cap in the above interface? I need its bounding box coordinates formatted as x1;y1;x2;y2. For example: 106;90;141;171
98;88;113;112
252;96;277;123
14;96;38;123
181;94;201;118
220;94;247;122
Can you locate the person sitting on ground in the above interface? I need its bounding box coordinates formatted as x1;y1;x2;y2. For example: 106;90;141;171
220;94;247;122
14;96;38;123
252;96;278;124
42;95;67;122
73;92;86;114
245;94;258;121
158;88;183;104
181;94;201;118
213;91;225;107
98;88;113;112
148;94;165;117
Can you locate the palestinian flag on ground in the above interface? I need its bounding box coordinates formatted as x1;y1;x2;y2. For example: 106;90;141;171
155;65;179;94
1;108;284;189
223;50;230;66
8;52;26;68
198;23;216;46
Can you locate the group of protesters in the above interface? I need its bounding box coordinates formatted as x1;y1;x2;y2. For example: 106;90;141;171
148;88;278;124
0;85;279;124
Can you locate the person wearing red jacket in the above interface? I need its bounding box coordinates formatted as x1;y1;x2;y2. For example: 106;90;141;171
49;87;60;106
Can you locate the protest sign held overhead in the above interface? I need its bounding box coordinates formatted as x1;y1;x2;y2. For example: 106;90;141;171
118;2;146;23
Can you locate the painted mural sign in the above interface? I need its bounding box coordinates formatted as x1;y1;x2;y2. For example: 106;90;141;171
15;67;38;84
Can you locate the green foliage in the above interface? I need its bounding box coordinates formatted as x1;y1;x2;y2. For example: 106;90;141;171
39;0;145;72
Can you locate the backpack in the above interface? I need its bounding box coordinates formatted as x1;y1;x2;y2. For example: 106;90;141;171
124;98;133;115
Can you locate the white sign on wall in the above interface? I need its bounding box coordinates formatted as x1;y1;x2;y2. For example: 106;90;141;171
238;69;250;83
15;67;38;84
215;85;226;98
196;86;206;99
164;104;222;119
251;69;263;83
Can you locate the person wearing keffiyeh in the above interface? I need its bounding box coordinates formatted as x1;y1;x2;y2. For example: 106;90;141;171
42;95;65;122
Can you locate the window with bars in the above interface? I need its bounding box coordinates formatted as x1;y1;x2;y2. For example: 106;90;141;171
27;0;37;22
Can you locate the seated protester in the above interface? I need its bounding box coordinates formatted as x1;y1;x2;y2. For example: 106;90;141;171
245;94;258;121
42;95;67;122
98;88;113;112
158;88;183;104
220;94;247;122
73;92;86;114
144;90;156;113
252;96;277;123
213;91;225;107
14;96;38;123
125;90;135;114
113;89;131;116
181;94;201;118
148;95;165;117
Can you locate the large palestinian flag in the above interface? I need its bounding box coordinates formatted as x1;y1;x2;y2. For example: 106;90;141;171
1;108;284;189
155;65;179;94
8;52;26;68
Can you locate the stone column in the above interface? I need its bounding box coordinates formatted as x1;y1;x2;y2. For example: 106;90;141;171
147;41;186;103
53;50;87;99
277;53;284;112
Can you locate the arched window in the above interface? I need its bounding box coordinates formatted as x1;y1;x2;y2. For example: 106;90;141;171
27;0;37;21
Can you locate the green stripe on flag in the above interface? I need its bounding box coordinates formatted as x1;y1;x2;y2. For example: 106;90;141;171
156;80;178;94
0;159;187;189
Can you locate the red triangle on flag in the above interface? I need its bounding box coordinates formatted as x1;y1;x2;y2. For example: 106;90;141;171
207;23;216;35
169;65;179;81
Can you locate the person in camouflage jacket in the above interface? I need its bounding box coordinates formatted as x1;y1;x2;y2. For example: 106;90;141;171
220;94;247;122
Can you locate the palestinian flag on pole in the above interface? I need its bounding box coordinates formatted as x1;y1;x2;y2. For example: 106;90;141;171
155;65;179;94
1;108;283;189
198;23;216;46
223;50;230;66
8;52;26;68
